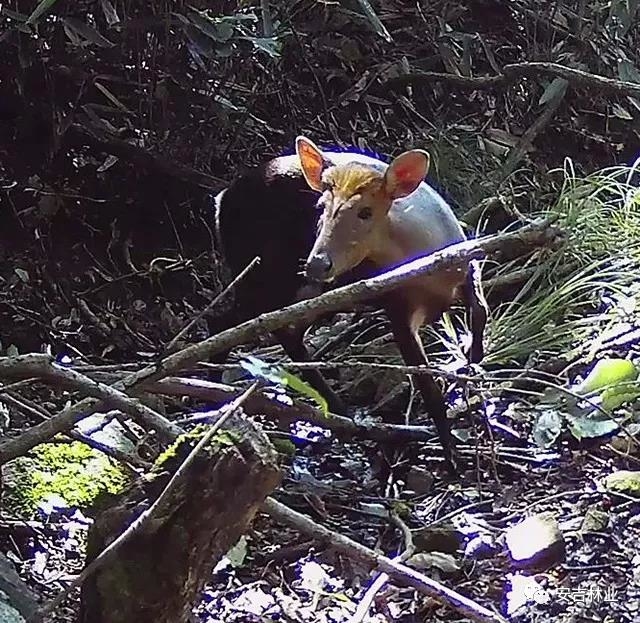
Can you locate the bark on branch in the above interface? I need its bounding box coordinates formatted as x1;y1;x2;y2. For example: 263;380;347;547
383;60;640;99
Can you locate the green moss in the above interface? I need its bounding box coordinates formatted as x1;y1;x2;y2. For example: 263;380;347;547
3;441;129;517
271;437;296;457
154;427;237;470
155;439;181;468
604;470;640;497
390;500;412;519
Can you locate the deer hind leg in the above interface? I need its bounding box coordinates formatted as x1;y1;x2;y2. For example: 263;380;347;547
273;326;347;415
461;259;488;364
384;301;457;473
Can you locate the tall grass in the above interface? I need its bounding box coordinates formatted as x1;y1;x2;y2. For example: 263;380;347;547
486;158;640;366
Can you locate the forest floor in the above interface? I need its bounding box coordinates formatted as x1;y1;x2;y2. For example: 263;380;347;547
1;0;639;621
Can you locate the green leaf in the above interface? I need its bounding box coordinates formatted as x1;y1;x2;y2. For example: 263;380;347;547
281;369;329;416
25;0;59;25
565;412;619;440
61;18;115;47
188;10;234;42
339;0;392;43
225;536;248;567
14;268;30;283
601;385;640;411
239;355;329;416
212;94;245;112
611;103;633;120
573;358;638;395
100;0;120;28
183;24;217;60
618;59;640;84
538;77;569;106
248;36;282;58
1;8;29;22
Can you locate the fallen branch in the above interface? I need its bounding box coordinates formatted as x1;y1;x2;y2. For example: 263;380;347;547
0;355;181;466
383;60;640;99
8;356;179;437
0;218;559;465
350;512;415;623
264;498;508;623
0;390;147;471
141;377;447;445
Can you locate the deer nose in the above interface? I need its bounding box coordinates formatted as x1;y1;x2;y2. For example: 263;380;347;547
306;253;333;282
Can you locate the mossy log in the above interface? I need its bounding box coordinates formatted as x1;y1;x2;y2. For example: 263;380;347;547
79;413;282;623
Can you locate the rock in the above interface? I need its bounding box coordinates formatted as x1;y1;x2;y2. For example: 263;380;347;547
504;512;565;570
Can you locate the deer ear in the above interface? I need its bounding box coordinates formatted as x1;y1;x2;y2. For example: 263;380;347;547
383;150;430;199
296;136;326;192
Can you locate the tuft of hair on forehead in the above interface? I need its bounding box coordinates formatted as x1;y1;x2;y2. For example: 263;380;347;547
324;163;382;199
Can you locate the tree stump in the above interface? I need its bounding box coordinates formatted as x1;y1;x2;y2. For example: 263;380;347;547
79;412;282;623
0;552;38;621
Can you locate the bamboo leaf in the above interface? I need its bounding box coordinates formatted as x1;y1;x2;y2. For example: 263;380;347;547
100;0;120;28
62;18;115;48
240;355;329;416
538;77;569;106
338;0;392;43
26;0;59;25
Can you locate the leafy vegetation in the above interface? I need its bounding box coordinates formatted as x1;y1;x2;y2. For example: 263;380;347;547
489;160;640;366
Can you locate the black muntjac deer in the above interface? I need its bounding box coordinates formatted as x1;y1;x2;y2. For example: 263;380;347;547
213;137;488;469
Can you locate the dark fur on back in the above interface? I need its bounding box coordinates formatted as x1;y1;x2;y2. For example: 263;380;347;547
212;159;321;328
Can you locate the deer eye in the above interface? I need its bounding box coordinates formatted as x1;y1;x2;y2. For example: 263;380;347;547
357;206;373;220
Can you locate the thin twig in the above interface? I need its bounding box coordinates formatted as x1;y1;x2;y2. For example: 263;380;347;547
496;78;568;182
165;256;260;352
